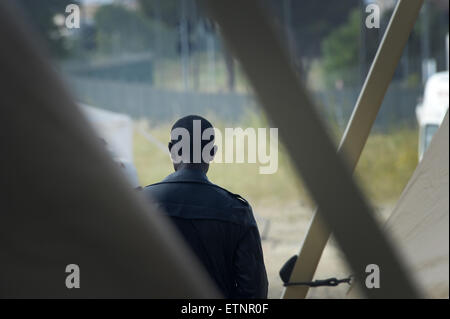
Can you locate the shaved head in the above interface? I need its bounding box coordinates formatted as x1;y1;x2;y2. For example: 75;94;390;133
169;115;216;172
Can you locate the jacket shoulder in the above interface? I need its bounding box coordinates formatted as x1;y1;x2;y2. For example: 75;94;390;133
144;181;256;226
210;186;257;226
214;186;251;208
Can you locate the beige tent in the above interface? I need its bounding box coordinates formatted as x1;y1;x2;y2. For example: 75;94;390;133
347;114;449;298
384;114;449;298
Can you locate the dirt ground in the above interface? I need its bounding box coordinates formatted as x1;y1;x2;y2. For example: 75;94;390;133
254;200;393;299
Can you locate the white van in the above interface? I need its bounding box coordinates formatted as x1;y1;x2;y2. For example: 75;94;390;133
416;71;449;161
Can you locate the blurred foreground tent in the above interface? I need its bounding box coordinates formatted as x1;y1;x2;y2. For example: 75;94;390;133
0;0;218;298
382;115;448;298
0;0;448;298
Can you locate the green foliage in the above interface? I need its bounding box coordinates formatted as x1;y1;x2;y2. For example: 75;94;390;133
16;0;78;58
139;0;180;28
94;4;153;54
321;9;361;86
267;0;359;59
355;127;418;203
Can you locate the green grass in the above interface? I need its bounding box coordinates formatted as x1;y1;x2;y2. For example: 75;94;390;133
134;117;419;207
355;127;419;203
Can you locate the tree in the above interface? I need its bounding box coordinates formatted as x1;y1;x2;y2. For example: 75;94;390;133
267;0;359;60
139;0;180;28
16;0;78;58
94;4;153;54
321;9;361;86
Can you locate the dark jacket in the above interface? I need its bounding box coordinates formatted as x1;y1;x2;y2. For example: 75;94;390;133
144;169;268;298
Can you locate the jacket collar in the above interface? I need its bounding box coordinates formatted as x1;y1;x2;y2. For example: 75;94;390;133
163;168;211;184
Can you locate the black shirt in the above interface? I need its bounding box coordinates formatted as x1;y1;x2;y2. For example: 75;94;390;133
144;169;268;298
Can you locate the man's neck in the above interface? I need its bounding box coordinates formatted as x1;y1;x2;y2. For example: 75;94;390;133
175;163;209;175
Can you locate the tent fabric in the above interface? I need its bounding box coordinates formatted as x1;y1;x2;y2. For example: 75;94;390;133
384;114;449;298
0;1;218;298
